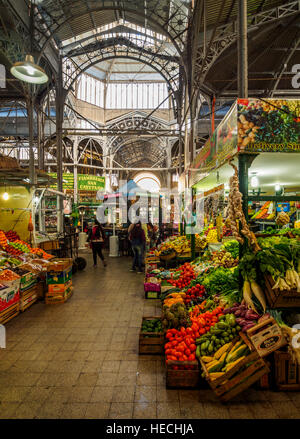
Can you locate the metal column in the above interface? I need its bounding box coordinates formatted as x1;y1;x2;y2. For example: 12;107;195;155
73;136;78;204
37;104;44;170
27;91;36;185
238;0;248;98
56;56;64;234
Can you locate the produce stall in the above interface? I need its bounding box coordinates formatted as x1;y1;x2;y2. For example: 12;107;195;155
0;227;75;324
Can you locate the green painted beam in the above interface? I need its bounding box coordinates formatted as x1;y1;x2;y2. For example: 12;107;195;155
248;196;300;202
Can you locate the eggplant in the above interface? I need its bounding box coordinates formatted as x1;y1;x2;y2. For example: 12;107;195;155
242;322;256;332
245;310;259;320
236;318;248;326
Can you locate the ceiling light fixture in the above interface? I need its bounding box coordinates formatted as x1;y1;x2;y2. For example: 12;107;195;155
10;55;48;84
275;183;281;192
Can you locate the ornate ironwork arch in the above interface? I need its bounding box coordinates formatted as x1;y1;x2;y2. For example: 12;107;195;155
35;1;189;61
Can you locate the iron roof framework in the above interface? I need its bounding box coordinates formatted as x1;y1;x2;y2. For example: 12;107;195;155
0;0;299;180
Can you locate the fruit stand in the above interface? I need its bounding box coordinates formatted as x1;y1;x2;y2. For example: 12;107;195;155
138;99;300;401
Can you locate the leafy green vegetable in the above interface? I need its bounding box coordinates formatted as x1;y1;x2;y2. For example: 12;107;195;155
221;240;239;259
239;252;257;281
202;267;239;295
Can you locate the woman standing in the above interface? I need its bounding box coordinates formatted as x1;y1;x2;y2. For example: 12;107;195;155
88;219;107;268
129;221;145;273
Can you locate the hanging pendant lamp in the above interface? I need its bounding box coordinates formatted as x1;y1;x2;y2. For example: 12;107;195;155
10;54;48;84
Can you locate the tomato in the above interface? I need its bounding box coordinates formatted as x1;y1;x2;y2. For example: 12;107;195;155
190;344;196;352
182;355;188;361
185;338;191;347
185;348;191;356
188;354;194;361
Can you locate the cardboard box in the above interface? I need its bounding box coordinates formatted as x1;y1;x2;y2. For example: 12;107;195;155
46;267;72;285
247;318;286;357
48;279;72;293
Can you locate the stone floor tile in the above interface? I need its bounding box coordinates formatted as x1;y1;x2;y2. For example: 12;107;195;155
133;403;157;419
90;386;114;403
85;403;111;419
108;402;134;419
112;385;136;403
68;386;94;403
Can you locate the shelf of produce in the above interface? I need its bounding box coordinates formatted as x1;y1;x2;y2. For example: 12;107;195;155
274;350;300;391
139;317;164;355
264;274;300;308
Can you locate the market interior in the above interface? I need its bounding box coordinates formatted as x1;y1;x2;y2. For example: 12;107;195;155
0;0;300;421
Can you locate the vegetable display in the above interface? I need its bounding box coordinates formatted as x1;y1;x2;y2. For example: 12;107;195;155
141;318;162;335
195;313;241;358
167;263;196;288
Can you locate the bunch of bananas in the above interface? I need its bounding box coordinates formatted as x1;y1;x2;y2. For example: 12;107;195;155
276;211;290;226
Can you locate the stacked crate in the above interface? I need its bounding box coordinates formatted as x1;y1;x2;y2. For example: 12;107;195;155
45;259;73;304
0;271;20;324
15;268;38;312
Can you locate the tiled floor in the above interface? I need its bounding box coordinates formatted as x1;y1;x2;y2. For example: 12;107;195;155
0;250;300;419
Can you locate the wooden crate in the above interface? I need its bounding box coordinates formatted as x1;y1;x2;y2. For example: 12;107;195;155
39;240;60;251
47;258;73;271
36;280;46;299
200;351;269;402
0;302;20;324
274;350;300;391
145;290;160;299
139;317;164;355
166;359;199;389
20;286;38;312
264;274;300;308
45;287;73;305
246;317;287;357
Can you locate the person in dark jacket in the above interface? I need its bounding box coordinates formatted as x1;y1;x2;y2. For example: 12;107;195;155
88;219;107;268
129;221;145;273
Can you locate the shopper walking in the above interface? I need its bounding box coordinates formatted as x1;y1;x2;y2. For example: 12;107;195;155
129;221;145;273
88;219;107;268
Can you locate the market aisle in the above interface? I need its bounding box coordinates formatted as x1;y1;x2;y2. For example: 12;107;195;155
0;252;300;419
